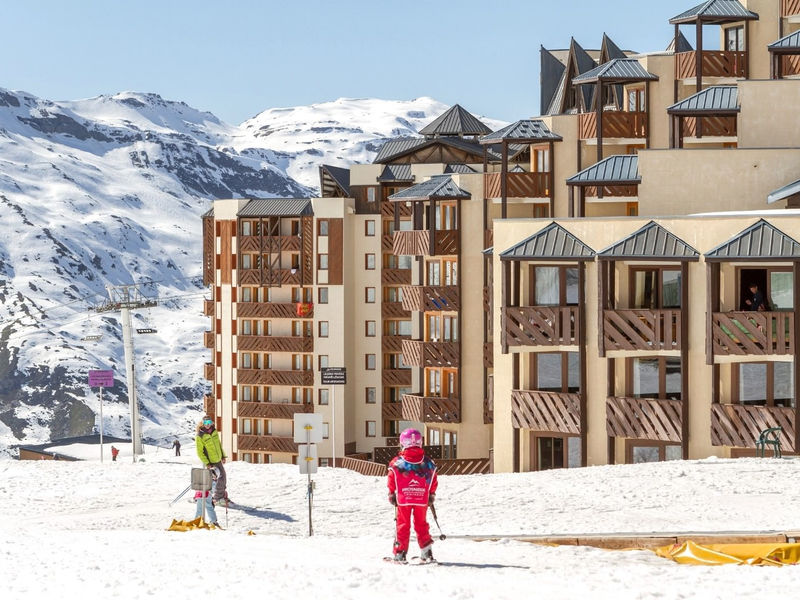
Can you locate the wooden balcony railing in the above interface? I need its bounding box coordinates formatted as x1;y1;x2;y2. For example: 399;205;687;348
402;394;460;423
779;55;800;78
401;285;460;312
237;401;313;420
484;229;493;249
710;403;795;452
392;230;459;256
238;268;302;287
237;369;314;387
337;457;387;477
606;396;682;442
374;444;442;465
237;302;314;319
238;235;301;253
436;458;491;475
578;111;647;140
204;362;215;381
584;185;638;197
382;268;412;285
204;330;215;348
782;0;800;17
203;299;215;316
382;301;411;319
401;339;460;368
483;342;493;369
711;311;794;356
603;309;682;352
382;334;409;353
382;234;395;252
382;201;413;218
237;434;299;454
484;385;494;425
382;401;404;421
484;172;550;199
511;389;581;434
382;368;412;386
503;306;580;347
675;50;746;79
682;116;737;138
237;335;313;353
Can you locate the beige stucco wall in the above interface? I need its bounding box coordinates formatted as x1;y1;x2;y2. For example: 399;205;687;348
637;53;678;150
738;79;800;148
540;114;579;218
743;0;781;80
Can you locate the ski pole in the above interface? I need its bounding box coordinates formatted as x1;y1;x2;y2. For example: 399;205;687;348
169;484;192;506
393;504;399;551
430;503;446;540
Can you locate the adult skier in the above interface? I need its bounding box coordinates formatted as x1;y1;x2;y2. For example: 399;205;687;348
195;416;229;505
387;428;438;563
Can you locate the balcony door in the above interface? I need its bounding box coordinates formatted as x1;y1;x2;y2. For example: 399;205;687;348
531;434;581;471
630;267;681;309
529;266;579;306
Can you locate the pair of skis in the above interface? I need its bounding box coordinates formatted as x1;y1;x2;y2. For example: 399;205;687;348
383;556;438;566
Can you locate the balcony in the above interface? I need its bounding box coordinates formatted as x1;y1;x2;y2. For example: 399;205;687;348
238;234;301;253
779;55;800;77
578;111;647;140
237;369;314;387
238;268;301;287
401;285;460;312
203;299;215;316
503;306;580;347
237;302;314;320
711;403;795;452
711;311;794;356
401;394;460;423
238;334;313;353
606;396;682;442
237;434;299;454
511;390;581;434
204;362;215;381
484;172;550;199
382;268;412;285
483;342;493;369
682;116;737;138
382;401;404;421
675;50;746;79
381;201;412;219
382;301;411;319
237;401;313;420
401;339;460;368
203;330;215;349
392;230;459;257
603;309;682;352
382;368;412;387
382;234;394;252
584;185;638;198
782;0;800;16
382;334;409;353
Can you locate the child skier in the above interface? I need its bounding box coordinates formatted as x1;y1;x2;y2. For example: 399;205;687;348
194;466;221;529
196;416;230;505
387;428;438;563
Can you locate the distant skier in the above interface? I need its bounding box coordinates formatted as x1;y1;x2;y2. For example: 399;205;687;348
194;466;221;529
387;428;438;563
111;446;119;462
196;416;229;505
172;438;181;456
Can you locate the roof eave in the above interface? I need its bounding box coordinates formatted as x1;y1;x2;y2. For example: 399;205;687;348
597;254;699;262
566;179;641;186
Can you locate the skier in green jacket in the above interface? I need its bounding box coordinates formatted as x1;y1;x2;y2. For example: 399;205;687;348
196;416;229;505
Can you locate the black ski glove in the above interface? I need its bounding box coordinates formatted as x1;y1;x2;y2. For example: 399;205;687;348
389;493;397;506
428;494;435;506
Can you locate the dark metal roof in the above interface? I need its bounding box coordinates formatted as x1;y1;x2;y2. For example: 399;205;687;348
377;164;414;182
566;155;640;186
480;119;563;144
769;30;800;52
444;163;478;174
500;222;595;261
373;135;493;164
373;137;428;163
510;164;526;173
767;178;800;204
202;207;214;218
666;31;694;52
546;69;569;116
388;175;471;202
669;0;758;24
238;198;313;217
418;104;492;137
572;58;658;84
598;221;699;261
667;86;739;114
319;164;351;196
705;219;800;260
544;38;597;115
600;34;628;61
541;46;567;116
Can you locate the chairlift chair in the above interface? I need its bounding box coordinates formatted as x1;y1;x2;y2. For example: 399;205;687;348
136;307;158;335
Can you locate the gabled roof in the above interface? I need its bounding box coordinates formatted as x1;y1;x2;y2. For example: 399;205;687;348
572;58;658;84
202;207;214;218
705;219;800;260
373;137;428;163
373;135;492;164
418;104;492;137
388;175;471;202
544;38;598;115
319;164;351;197
667;85;739;114
377;164;414;182
666;31;694;53
669;0;758;25
768;30;800;52
540;46;567;116
480;119;563;144
510;164;526;173
767;178;800;204
238;198;313;217
500;222;594;262
600;33;628;62
444;163;478;174
566;155;640;186
598;221;699;261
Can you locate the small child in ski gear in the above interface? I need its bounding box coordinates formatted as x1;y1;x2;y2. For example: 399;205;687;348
111;446;119;461
196;416;229;504
194;466;220;527
387;428;438;561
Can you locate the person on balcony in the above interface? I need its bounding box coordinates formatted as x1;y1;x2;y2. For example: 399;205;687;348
743;283;767;311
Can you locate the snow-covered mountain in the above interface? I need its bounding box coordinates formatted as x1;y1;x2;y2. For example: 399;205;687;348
0;88;498;456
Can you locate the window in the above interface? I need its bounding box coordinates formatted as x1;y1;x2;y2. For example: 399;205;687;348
367;188;376;203
242;320;252;335
318;287;328;304
365;287;376;303
242;353;252;368
241;287;252;302
628;357;681;400
627;87;646;112
736;362;794;408
366;421;377;437
532;266;578;306
426;314;458;342
242;386;252;401
319;389;329;405
725;25;744;51
365;254;376;270
530;352;581;393
242;221;252;236
242;254;252;269
318;220;329;236
366;387;376;404
319;355;329;370
631;268;681;309
365;220;375;236
319;322;329;337
318;254;328;270
366;354;376;370
365;321;376;337
323;423;330;439
627;441;682;464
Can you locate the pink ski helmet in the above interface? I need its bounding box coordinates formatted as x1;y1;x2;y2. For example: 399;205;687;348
399;428;423;448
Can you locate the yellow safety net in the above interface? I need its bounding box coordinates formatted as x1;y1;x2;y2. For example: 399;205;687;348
655;541;800;566
167;517;219;532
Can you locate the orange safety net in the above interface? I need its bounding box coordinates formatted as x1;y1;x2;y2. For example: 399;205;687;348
655;541;800;566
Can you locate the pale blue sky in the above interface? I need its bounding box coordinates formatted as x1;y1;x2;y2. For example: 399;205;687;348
8;1;698;123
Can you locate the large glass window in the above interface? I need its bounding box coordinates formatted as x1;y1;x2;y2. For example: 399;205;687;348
630;357;681;400
532;352;580;393
738;362;794;408
533;266;578;306
632;268;681;309
770;272;794;310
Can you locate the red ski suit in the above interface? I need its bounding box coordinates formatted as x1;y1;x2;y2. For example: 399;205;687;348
387;446;438;553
